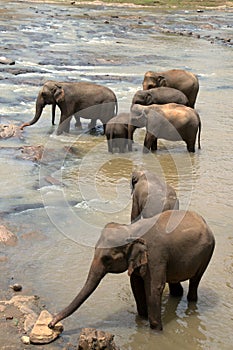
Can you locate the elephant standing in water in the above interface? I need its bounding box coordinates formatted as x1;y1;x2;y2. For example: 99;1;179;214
130;103;201;153
20;81;118;135
48;210;215;331
130;170;179;222
105;112;131;153
131;87;189;107
142;69;199;108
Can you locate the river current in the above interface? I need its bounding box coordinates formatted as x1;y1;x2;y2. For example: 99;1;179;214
0;1;233;349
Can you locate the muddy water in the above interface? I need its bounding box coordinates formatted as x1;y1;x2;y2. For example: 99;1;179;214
0;1;233;349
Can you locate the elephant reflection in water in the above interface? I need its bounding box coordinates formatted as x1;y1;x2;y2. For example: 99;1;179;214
20;80;118;135
49;210;215;331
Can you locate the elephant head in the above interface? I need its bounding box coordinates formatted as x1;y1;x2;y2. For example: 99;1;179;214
130;104;148;128
48;223;148;328
20;81;63;130
142;71;166;90
131;90;155;106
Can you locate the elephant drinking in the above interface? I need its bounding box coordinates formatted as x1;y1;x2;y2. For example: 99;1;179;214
20;80;118;135
48;210;215;331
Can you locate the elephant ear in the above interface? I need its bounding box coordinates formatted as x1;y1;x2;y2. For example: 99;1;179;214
127;238;148;277
131;171;144;193
146;92;154;105
54;84;65;103
157;75;167;87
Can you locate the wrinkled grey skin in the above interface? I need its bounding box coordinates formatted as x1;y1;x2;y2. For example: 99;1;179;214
20;81;118;135
48;210;215;331
130;170;179;222
142;69;199;108
130;103;201;153
105;113;131;153
132;87;189;107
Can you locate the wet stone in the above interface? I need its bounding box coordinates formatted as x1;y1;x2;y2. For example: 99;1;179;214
0;225;17;246
29;310;63;344
78;328;120;350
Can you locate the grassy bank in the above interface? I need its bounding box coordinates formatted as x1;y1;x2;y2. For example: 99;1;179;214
41;0;233;9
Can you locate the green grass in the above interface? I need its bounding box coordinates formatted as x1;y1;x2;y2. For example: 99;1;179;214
55;0;233;9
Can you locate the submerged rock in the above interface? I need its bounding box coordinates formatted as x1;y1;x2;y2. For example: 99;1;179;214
0;225;17;246
78;328;120;350
29;310;63;344
18;145;44;162
0;123;22;139
0;56;15;65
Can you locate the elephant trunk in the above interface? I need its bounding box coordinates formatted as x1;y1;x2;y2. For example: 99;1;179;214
48;259;106;328
20;97;45;130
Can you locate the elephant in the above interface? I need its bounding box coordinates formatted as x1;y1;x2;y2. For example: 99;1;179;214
20;81;118;135
130;170;179;222
142;69;199;108
131;87;189;107
130;103;201;153
48;210;215;331
105;112;131;153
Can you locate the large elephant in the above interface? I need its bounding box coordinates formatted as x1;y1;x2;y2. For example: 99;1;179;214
20;81;118;134
142;69;199;108
131;170;179;222
132;87;189;107
130;103;201;153
48;210;215;331
105;113;131;153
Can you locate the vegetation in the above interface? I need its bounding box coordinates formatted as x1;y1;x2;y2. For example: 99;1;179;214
53;0;233;9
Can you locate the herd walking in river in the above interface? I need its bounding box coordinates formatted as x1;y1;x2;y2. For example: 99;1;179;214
17;67;215;336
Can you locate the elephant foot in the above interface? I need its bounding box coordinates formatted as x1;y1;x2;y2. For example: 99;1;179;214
169;282;184;297
187;290;198;302
149;320;162;331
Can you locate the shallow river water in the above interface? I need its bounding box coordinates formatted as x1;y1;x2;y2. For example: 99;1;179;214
0;1;233;349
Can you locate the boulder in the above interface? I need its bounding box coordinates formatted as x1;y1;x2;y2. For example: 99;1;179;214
29;310;63;344
0;123;22;139
78;328;120;350
0;56;15;65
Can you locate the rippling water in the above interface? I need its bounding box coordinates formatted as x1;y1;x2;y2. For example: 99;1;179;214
0;1;233;349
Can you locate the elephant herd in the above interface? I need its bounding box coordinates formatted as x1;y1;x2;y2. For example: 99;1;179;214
20;69;215;332
20;68;201;153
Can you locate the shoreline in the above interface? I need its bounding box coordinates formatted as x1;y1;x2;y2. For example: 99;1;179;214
13;0;233;10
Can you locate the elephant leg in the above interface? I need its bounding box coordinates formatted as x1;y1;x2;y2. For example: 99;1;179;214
74;116;82;129
130;273;148;318
88;119;97;130
169;282;183;297
119;138;126;153
143;132;156;153
144;270;166;330
186;141;195;153
151;137;158;152
57;115;71;135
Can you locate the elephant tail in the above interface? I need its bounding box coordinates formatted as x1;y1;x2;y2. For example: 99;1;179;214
197;113;201;149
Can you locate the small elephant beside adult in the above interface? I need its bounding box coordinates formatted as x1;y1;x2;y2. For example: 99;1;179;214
20;81;118;135
105;112;131;153
132;87;190;108
131;170;179;222
48;210;215;331
142;69;199;108
130;103;201;153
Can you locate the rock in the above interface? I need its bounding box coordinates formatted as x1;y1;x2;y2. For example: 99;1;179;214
78;328;120;350
0;225;17;246
21;335;30;344
18;145;44;162
0;123;22;139
0;56;15;65
10;284;23;292
29;310;63;344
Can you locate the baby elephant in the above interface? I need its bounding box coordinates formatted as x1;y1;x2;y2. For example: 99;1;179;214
48;210;215;331
131;87;189;107
105;113;131;153
131;170;179;222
